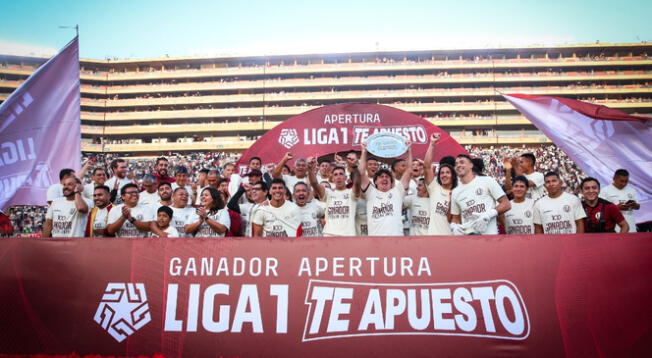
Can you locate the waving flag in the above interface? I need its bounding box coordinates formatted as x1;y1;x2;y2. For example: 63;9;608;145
0;37;80;209
504;94;652;224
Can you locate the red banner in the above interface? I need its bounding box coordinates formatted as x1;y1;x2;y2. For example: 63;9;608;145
235;103;466;172
1;234;651;357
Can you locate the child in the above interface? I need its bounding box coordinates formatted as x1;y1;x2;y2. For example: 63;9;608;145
152;206;179;238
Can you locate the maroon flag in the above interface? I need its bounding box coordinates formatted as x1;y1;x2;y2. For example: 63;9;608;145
0;37;80;209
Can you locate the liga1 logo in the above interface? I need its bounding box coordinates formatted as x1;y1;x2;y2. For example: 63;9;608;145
94;279;529;343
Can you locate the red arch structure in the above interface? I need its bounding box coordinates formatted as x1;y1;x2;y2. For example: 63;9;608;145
236;103;466;172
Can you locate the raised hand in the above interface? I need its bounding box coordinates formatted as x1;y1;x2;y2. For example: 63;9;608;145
430;132;441;143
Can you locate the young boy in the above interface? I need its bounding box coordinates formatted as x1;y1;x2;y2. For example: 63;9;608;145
152;206;179;238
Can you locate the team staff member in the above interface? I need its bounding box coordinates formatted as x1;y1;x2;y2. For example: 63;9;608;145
107;183;157;237
581;177;629;233
450;155;511;235
252;179;302;237
85;185;114;237
294;182;325;237
533;172;586;234
185;187;230;238
600;169;640;232
43;177;90;237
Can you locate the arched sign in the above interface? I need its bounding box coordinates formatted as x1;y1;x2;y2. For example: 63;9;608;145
236;103;466;172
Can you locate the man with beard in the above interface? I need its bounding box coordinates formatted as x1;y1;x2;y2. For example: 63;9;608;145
46;168;76;204
273;153;309;194
170;187;195;237
252;179;302;237
581;177;628;233
107;183;157;238
423;133;457;235
359;141;413;236
83;167;108;201
157;182;173;207
450;154;511;235
228;180;269;237
43;177;90;237
154;157;175;185
171;166;195;206
309;158;358;236
533;172;586;234
293;182;324;237
85;185;113;237
105;158;132;204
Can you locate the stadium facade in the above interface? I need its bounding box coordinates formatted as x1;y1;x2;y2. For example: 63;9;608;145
1;43;651;155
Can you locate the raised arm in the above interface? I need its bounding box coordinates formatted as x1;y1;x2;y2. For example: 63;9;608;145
358;143;370;191
272;152;293;179
307;157;325;200
423;133;440;185
399;142;413;190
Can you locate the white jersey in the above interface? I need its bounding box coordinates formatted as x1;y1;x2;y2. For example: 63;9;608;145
252;201;302;237
524;172;545;201
426;181;452;235
150;226;180;238
505;199;535;235
403;195;430;236
355;199;368;236
90;206;112;237
138;190;160;207
83;183;96;201
171;183;194;206
282;174;308;194
186;209;231;238
170;206;195;238
364;184;406;236
533;192;586;234
600;184;639;233
297;201;325;237
45;197;91;237
322;187;357;236
239;202;263;237
316;173;331;184
46;183;64;202
226;174;242;197
107;204;155;238
451;176;506;235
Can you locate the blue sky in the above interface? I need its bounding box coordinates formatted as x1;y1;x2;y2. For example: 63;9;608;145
1;0;651;59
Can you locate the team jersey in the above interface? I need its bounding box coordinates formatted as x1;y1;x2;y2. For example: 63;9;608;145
150;226;180;238
45;197;91;237
355;199;368;236
364;184;406;236
238;202;262;237
138;190;160;207
282;175;309;194
252;201;302;237
105;177;133;204
504;199;535;235
403;195;430;236
524;172;545;201
426;181;452;235
533;192;586;234
186;209;231;238
451;176;506;235
322;187;357;236
107;204;155;237
170;206;195;237
83;182;99;200
599;184;639;233
90;206;112;236
297;201;325;237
